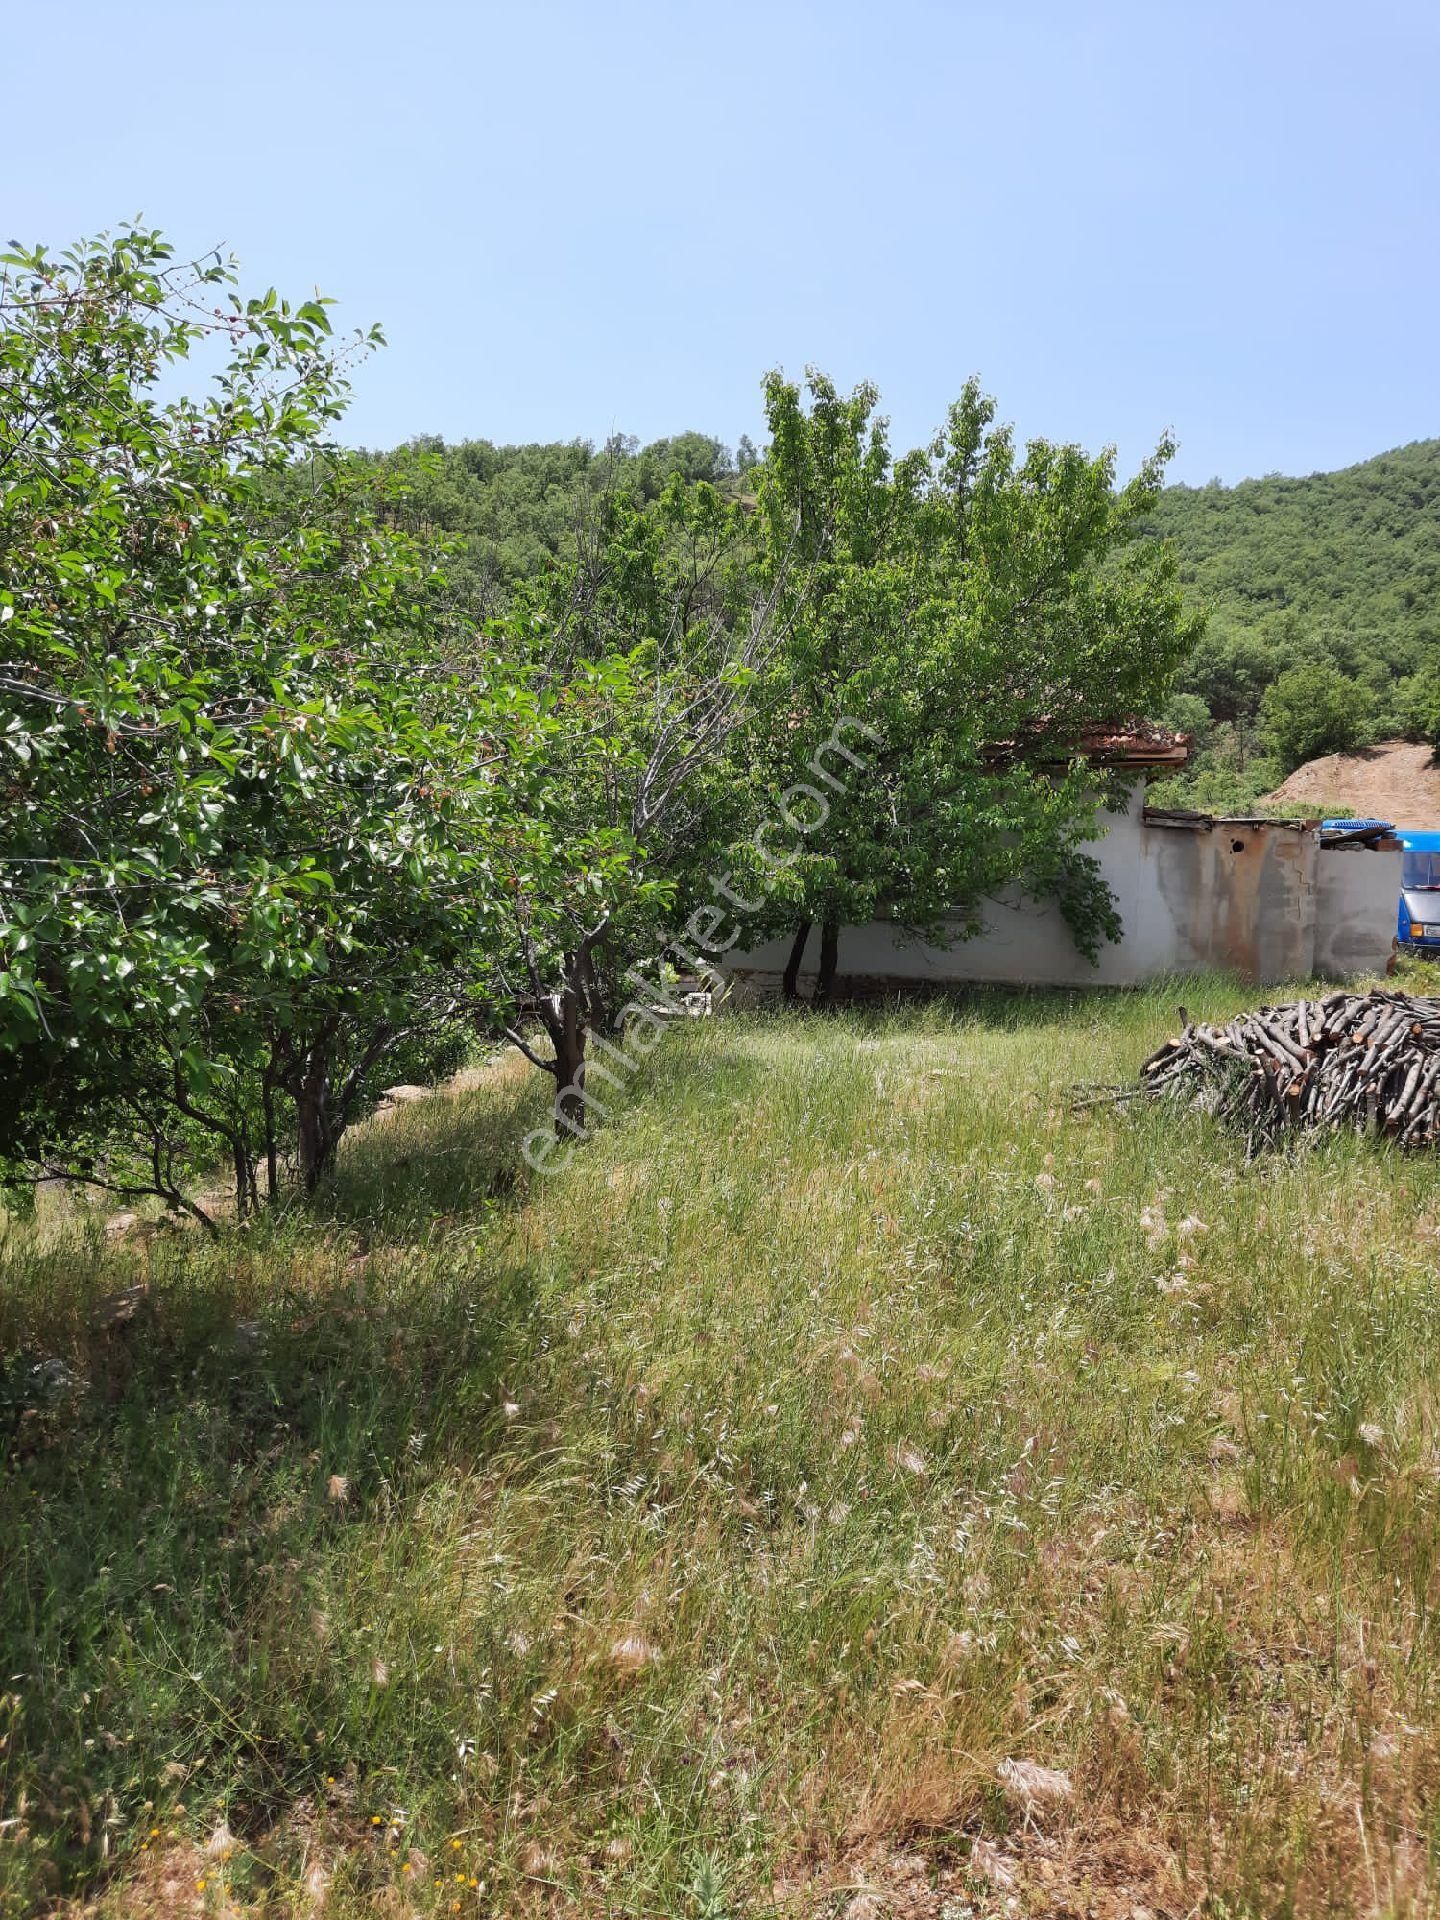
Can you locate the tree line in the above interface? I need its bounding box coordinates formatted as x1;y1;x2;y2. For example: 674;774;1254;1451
0;228;1195;1223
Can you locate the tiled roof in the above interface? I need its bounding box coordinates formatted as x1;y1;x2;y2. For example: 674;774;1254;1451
1074;720;1193;767
983;718;1193;770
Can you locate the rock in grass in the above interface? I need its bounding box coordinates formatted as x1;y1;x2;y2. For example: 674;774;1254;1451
376;1084;433;1115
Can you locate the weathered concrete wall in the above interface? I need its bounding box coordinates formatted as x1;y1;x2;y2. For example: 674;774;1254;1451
725;785;1398;996
1138;817;1316;980
1314;847;1402;978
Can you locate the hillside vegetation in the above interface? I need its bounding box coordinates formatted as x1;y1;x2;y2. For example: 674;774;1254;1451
1148;439;1440;810
7;991;1440;1918
1155;440;1440;663
367;431;748;614
370;431;1440;817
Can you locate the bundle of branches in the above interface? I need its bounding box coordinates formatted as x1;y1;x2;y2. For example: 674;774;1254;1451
1139;991;1440;1149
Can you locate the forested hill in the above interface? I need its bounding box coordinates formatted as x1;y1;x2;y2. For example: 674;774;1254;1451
1146;438;1440;809
369;428;1440;811
1154;438;1440;656
366;430;750;614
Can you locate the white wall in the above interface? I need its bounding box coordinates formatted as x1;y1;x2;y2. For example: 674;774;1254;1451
724;787;1398;995
728;787;1148;992
1314;848;1402;978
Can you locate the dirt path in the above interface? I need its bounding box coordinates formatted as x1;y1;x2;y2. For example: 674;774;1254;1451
1261;739;1440;829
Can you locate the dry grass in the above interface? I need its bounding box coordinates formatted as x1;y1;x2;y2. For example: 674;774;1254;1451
6;982;1440;1916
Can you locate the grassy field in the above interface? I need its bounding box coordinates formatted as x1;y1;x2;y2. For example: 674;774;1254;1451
6;983;1440;1918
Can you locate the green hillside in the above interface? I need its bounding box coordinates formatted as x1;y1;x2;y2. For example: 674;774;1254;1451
1147;439;1440;808
1156;439;1440;656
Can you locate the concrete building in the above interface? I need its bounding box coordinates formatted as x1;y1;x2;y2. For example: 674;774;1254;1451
724;729;1403;996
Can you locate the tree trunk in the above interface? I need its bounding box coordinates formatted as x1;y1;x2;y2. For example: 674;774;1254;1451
261;1069;280;1205
553;1036;588;1135
545;987;589;1137
232;1139;255;1222
583;935;620;1035
296;1052;338;1192
812;920;841;1008
782;919;813;1003
509;927;610;1140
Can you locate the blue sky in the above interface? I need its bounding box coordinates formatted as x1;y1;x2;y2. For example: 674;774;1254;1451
8;0;1438;485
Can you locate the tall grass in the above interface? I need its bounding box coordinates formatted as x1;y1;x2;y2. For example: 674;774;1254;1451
5;983;1440;1916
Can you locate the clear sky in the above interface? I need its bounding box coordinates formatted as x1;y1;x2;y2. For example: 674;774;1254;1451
8;0;1439;485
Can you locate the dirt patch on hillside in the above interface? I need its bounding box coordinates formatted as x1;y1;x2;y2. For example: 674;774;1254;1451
1261;739;1440;828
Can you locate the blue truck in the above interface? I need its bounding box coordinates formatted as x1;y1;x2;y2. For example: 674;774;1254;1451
1397;829;1440;952
1322;820;1440;954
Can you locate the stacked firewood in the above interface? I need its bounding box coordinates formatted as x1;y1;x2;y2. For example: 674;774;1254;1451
1139;991;1440;1148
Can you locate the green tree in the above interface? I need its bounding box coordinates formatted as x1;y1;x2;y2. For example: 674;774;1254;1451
0;228;565;1215
1259;663;1375;774
1398;655;1440;750
491;472;784;1132
732;371;1198;1002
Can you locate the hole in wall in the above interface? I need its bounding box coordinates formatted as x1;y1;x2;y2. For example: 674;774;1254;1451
1231;839;1247;853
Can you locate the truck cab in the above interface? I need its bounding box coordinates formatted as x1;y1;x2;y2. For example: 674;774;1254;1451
1396;829;1440;952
